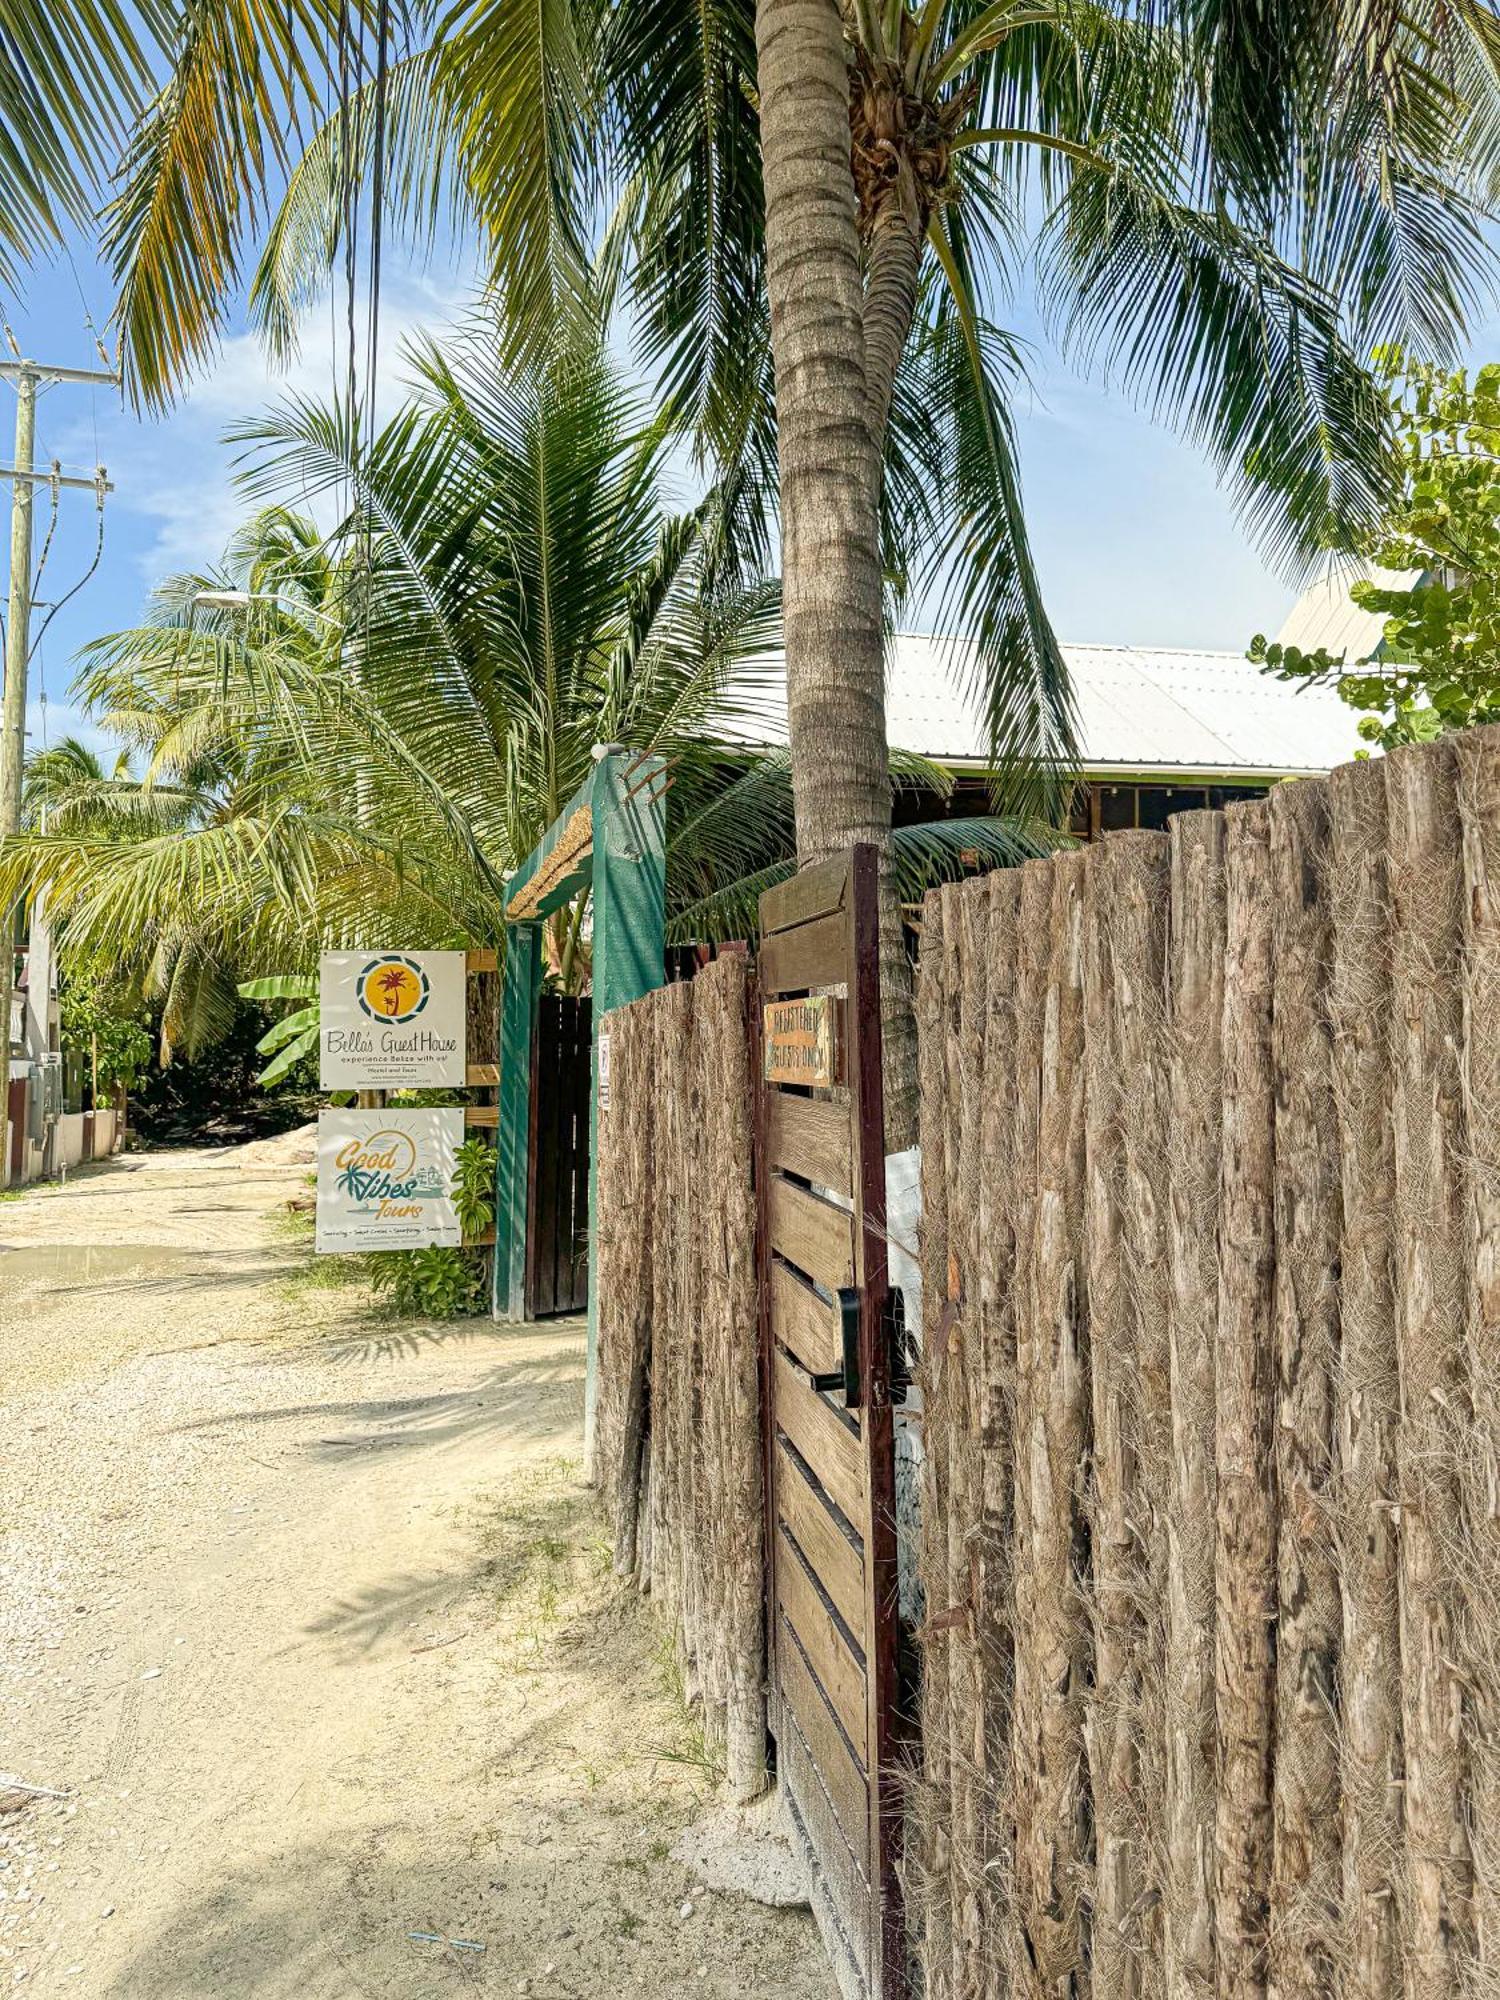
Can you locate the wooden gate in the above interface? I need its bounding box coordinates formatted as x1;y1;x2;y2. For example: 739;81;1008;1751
526;992;591;1317
756;846;906;1997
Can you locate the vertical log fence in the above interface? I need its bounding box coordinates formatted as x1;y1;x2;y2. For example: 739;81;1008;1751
913;726;1500;1999
587;727;1500;1998
590;954;767;1804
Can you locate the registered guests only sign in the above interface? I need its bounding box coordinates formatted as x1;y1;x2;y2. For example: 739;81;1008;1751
319;950;466;1090
315;1108;464;1253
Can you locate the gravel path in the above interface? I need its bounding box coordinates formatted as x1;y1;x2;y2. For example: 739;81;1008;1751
0;1145;832;1998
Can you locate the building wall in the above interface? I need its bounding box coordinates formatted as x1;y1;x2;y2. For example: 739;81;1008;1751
892;772;1272;843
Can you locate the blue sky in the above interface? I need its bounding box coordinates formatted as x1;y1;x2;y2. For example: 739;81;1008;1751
5;231;1490;763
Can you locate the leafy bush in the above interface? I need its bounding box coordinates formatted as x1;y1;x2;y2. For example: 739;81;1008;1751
452;1135;497;1239
363;1138;497;1321
368;1246;481;1320
1251;352;1500;750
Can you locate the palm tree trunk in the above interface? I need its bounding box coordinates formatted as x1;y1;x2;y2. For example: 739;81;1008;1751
754;0;923;1145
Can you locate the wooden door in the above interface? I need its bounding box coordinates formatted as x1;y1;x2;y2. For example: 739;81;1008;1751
757;846;906;1997
525;993;592;1317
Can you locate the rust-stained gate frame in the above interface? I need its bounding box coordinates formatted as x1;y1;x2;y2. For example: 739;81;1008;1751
755;844;906;1998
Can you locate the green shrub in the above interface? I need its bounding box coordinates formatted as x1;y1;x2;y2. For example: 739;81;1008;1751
369;1246;482;1320
452;1135;497;1239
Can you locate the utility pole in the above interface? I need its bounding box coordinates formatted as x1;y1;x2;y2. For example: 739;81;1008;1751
0;358;117;1182
0;363;37;838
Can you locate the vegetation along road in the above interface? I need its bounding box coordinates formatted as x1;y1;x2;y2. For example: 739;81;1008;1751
0;1141;833;1997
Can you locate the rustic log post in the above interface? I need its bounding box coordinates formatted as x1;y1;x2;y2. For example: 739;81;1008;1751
697;957;765;1800
1084;838;1141;2000
674;979;707;1705
598;1004;655;1576
1017;852;1092;1992
1112;831;1173;1994
916;881;955;2000
1116;831;1173;1977
1455;723;1500;1978
1008;856;1055;1994
1267;778;1342;1997
649;991;678;1620
1387;739;1473;1995
1214;799;1277;2000
976;868;1021;1994
1326;760;1403;2000
951;879;990;1999
936;881;969;1998
1165;810;1226;1998
686;979;721;1751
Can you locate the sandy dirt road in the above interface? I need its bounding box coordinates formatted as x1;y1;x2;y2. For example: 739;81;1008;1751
0;1145;833;1998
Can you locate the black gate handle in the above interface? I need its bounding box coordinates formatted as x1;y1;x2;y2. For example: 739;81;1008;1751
807;1287;862;1408
805;1284;909;1411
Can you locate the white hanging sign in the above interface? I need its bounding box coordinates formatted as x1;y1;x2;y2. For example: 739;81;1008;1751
315;1108;464;1253
319;950;466;1090
596;1031;612;1112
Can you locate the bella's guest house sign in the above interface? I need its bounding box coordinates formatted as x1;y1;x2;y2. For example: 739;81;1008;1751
315;1108;465;1253
319;950;466;1090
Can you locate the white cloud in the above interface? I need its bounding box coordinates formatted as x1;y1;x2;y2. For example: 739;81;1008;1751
51;263;475;583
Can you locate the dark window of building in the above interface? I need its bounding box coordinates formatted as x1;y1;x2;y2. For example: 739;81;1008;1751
1099;785;1139;831
1137;786;1213;831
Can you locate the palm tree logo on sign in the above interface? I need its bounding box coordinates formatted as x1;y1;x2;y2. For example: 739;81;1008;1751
356;955;430;1025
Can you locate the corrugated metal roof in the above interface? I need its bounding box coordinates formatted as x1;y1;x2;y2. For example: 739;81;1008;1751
1274;561;1418;661
732;633;1361;776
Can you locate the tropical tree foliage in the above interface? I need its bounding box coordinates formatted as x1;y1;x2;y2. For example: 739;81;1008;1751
17;0;1491;721
1251;353;1500;749
0;320;1048;1062
16;0;1491;1134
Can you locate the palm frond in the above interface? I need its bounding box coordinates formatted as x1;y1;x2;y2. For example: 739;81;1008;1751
103;0;329;409
1041;167;1401;571
902;225;1077;814
667;811;1061;942
248;48;468;363
435;0;601;359
0;0;167;289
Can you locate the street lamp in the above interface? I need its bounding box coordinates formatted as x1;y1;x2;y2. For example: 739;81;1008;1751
190;588;342;628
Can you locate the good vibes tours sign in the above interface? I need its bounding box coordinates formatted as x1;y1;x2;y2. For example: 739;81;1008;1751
315;1108;464;1253
319;950;467;1090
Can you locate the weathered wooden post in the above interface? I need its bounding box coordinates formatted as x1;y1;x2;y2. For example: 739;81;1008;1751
1015;852;1091;1991
1085;831;1170;1999
1327;758;1402;2000
1389;740;1473;1993
1215;799;1277;2000
1164;810;1225;1999
1455;723;1500;1977
1267;778;1342;1997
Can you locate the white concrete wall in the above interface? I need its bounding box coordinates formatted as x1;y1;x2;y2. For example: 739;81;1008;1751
3;1091;125;1186
56;1112;88;1171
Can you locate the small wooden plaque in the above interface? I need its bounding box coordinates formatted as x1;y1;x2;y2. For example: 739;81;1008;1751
763;994;839;1088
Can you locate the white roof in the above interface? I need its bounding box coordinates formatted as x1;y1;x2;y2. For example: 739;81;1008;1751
735;633;1361;777
1275;562;1417;662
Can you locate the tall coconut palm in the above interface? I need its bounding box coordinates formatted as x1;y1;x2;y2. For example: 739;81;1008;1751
27;0;1492;1131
